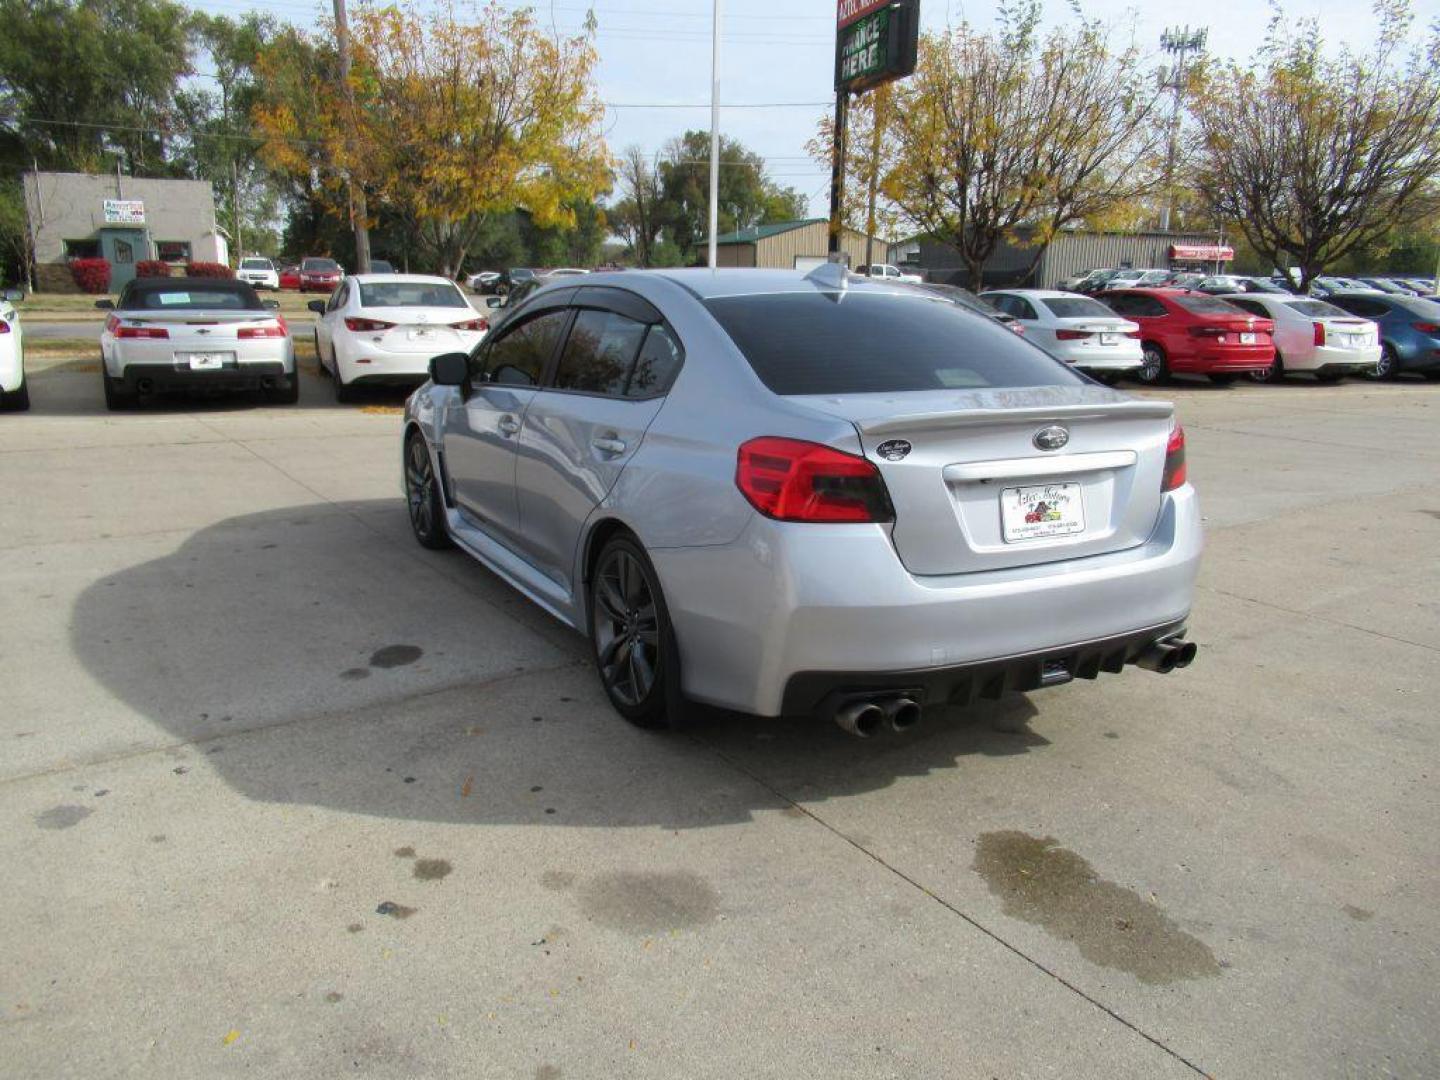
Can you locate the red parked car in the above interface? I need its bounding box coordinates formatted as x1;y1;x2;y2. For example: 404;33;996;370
298;257;344;293
1101;288;1275;384
278;264;301;290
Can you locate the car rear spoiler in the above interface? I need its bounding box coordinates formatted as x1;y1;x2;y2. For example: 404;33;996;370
857;399;1173;438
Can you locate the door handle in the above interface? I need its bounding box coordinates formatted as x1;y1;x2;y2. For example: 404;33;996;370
498;415;520;436
591;436;627;455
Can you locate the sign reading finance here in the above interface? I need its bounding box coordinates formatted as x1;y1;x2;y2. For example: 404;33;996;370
834;0;919;94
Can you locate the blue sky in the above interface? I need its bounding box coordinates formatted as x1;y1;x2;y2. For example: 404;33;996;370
198;0;1406;215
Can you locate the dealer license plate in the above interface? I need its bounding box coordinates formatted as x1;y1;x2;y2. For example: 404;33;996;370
1239;332;1257;345
184;352;230;370
1000;483;1086;542
409;329;436;342
1100;332;1118;345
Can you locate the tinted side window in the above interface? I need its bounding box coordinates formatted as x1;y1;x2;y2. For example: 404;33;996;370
1102;294;1137;316
484;310;569;386
628;325;684;398
326;283;347;313
1135;296;1169;317
704;292;1079;395
985;294;1017;316
1015;298;1039;320
552;309;647;396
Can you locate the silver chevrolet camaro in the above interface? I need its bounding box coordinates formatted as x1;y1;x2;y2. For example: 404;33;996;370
402;266;1201;736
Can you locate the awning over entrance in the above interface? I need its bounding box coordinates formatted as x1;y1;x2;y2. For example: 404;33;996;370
1170;243;1234;261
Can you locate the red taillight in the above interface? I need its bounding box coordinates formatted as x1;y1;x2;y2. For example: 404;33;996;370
1413;322;1440;333
1162;423;1187;492
345;317;395;332
1188;325;1226;338
736;437;894;523
114;322;169;339
237;320;287;339
1054;329;1091;340
1313;321;1325;346
1124;330;1140;338
0;320;9;334
451;317;489;332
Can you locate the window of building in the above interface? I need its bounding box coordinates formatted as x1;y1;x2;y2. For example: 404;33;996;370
63;239;101;259
156;241;191;263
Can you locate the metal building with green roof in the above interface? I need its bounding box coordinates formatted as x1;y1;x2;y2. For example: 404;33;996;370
714;218;886;270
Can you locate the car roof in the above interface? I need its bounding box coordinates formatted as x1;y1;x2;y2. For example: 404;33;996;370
346;273;459;285
638;267;944;300
979;288;1084;299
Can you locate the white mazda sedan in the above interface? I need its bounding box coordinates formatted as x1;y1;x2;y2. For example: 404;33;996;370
311;274;489;402
981;289;1143;382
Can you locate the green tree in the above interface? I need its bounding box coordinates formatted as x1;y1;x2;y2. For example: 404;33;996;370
658;131;812;261
1191;0;1440;290
0;0;196;172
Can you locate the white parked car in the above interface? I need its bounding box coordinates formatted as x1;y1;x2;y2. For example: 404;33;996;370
857;263;924;284
236;256;280;291
466;270;501;291
1;287;28;411
981;289;1143;382
311;274;489;402
99;277;296;409
1217;293;1382;382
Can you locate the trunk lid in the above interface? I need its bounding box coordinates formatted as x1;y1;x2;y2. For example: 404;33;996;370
356;306;483;354
793;386;1175;575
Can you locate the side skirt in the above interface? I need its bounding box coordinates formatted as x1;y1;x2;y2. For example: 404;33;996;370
444;509;581;632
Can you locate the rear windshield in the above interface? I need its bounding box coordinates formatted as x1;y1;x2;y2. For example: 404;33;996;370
1285;300;1347;318
358;281;467;308
125;285;263;311
240;258;271;269
302;258;339;271
1040;296;1115;318
1174;295;1246;316
703;292;1078;395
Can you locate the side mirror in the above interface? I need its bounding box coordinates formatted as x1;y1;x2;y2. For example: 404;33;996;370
485;295;505;309
429;352;470;386
307;300;326;315
94;299;115;310
263;299;280;310
1;288;22;302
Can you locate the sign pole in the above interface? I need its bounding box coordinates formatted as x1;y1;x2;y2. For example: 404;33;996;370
827;89;849;258
707;0;722;269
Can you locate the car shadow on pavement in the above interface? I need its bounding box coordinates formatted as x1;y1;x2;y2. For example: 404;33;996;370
69;501;1051;829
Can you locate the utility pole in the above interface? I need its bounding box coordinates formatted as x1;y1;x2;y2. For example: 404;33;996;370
707;0;722;269
333;0;371;273
826;89;849;259
1158;26;1207;233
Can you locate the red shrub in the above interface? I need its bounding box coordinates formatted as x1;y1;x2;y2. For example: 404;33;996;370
69;258;112;294
186;261;234;279
135;260;172;279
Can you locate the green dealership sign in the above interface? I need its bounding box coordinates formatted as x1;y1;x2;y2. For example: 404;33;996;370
834;0;919;94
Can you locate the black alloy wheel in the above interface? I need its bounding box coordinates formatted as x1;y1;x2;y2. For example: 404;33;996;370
1370;344;1398;380
590;536;677;728
404;434;452;550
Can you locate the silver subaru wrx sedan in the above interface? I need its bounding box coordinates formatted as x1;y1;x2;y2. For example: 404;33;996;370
402;267;1202;736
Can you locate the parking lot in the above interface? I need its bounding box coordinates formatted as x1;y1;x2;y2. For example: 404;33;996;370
2;357;1438;1078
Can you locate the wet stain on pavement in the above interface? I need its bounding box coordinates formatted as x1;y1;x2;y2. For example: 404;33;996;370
376;901;417;919
541;870;576;891
393;846;416;858
346;923;364;933
324;992;344;1004
369;644;423;669
1418;509;1440;520
1103;732;1120;740
578;871;720;934
535;1067;562;1080
413;858;452;882
1343;904;1374;921
35;805;92;830
973;831;1220;985
340;668;371;681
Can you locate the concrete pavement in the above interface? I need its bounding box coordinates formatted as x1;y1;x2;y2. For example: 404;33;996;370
2;365;1437;1077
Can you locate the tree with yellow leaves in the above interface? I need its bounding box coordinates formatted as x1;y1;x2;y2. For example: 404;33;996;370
1190;0;1440;292
881;1;1166;289
255;1;610;277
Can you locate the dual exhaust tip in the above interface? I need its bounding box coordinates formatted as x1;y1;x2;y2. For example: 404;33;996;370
1135;637;1198;675
833;696;921;738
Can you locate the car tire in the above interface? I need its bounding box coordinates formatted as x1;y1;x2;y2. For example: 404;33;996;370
1371;344;1399;380
268;371;300;405
0;375;29;412
1248;353;1284;383
333;358;357;403
589;534;681;729
1137;343;1169;384
313;331;328;377
102;369;135;411
1208;373;1237;386
404;432;453;550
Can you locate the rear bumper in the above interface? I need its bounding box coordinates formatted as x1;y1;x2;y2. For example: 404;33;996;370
337;335;483;384
115;360;295;392
652;484;1203;717
1175;346;1275;372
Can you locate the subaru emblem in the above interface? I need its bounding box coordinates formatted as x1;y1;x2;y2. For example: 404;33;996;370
1033;425;1069;451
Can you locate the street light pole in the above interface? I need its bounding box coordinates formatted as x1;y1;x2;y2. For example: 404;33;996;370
708;0;722;269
